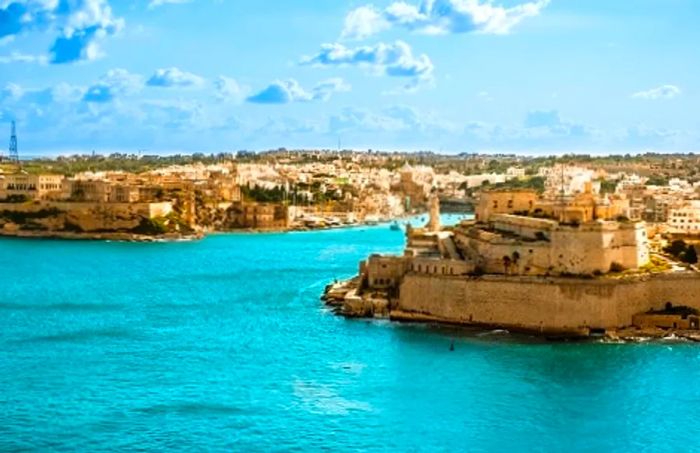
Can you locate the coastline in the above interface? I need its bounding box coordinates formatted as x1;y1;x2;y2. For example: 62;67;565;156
322;271;700;342
0;229;205;242
0;212;453;241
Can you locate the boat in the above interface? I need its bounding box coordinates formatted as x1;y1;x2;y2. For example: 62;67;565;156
390;221;401;231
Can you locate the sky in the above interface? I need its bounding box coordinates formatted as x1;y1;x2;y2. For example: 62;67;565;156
0;0;699;155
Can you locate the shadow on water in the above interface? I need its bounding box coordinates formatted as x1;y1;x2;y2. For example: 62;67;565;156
12;327;136;344
134;401;246;417
0;302;124;312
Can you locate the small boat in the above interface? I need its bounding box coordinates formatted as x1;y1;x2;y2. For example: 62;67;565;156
390;221;401;231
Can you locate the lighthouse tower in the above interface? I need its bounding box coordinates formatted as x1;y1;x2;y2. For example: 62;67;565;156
427;193;441;232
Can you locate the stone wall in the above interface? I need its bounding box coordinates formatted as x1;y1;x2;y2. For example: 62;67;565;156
363;255;409;289
396;272;700;334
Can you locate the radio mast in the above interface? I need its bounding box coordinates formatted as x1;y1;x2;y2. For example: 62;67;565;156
8;120;19;164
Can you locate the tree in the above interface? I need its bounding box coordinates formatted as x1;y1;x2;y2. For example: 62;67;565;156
664;240;687;257
682;246;698;264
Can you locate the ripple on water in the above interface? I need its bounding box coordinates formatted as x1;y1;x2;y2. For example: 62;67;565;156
2;221;700;451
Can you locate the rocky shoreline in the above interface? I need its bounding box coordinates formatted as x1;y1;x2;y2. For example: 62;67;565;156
0;214;419;242
0;229;204;242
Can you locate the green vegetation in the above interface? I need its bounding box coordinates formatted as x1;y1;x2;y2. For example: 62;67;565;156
131;212;194;236
646;175;669;186
132;217;169;235
599;179;618;194
638;255;673;274
475;176;545;194
242;185;287;203
0;208;62;224
663;240;699;264
13;153;236;176
0;194;30;203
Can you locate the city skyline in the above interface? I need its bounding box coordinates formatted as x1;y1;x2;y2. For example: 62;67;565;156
1;0;698;154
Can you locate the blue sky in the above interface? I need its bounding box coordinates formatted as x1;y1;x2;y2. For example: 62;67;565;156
0;0;698;155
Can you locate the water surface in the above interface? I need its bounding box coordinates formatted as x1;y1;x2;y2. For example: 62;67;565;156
1;215;699;451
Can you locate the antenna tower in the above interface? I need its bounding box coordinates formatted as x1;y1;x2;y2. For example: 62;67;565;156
8;120;19;164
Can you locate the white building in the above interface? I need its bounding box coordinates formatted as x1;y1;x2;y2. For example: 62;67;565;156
668;200;700;234
540;165;600;198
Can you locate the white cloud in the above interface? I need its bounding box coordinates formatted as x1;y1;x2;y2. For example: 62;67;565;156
0;0;123;64
214;76;247;103
247;78;350;104
147;67;205;88
0;51;48;64
50;0;125;64
632;85;681;100
328;105;453;134
0;36;16;47
84;68;143;103
301;40;434;81
341;0;550;39
312;77;351;101
1;82;24;101
341;6;390;40
148;0;192;9
52;82;86;103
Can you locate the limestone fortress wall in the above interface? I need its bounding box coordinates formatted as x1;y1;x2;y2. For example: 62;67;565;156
394;272;700;334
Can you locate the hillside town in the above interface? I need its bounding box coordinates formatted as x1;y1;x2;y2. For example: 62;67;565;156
1;150;700;246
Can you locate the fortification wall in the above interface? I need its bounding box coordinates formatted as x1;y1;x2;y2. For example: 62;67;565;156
396;273;700;333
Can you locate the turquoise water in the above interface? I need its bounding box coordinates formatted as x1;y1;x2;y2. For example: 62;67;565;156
2;214;700;451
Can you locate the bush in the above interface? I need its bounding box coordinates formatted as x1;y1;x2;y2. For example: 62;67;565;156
682;246;698;264
132;217;168;235
664;240;698;264
2;194;29;203
663;240;687;257
609;262;625;273
0;208;62;224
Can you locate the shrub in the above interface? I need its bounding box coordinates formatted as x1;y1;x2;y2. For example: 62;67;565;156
609;262;625;273
663;240;687;257
682;246;698;264
132;217;168;235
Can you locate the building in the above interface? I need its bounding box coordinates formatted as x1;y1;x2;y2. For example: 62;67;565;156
540;165;600;198
61;179;111;202
227;202;290;229
361;187;650;296
454;213;648;276
667;201;700;235
474;189;538;222
393;163;433;210
0;174;64;201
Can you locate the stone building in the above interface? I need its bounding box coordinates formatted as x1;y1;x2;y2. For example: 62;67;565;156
393;163;433;210
474;189;538;222
454;214;649;276
227;202;289;229
667;201;700;235
61;179;111;202
0;174;64;201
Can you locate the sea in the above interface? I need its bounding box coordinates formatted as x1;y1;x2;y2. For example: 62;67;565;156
1;214;700;452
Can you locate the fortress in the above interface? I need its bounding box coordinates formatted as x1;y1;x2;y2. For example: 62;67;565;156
327;188;700;337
